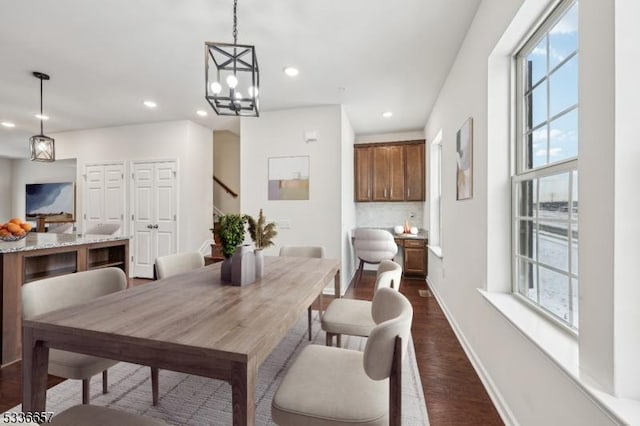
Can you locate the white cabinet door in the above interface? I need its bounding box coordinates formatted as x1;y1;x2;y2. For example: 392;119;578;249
132;161;177;278
84;162;125;235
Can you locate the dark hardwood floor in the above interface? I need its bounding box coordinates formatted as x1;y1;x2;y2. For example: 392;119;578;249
0;273;503;425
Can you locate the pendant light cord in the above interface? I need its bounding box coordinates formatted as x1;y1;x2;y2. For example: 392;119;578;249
39;76;44;135
233;0;238;45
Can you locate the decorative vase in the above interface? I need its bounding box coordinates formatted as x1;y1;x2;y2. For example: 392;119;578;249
231;245;256;286
221;257;232;282
254;249;264;279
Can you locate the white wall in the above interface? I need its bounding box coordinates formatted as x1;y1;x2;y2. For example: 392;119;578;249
213;130;240;214
240;105;353;292
424;0;627;424
0;158;13;220
340;107;357;292
54;121;213;252
9;158;77;222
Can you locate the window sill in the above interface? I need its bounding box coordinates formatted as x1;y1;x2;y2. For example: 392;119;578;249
428;245;442;258
479;289;640;425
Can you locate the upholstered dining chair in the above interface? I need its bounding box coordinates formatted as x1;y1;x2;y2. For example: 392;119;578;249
155;251;205;280
279;246;326;340
151;250;205;405
21;268;127;404
272;287;414;426
322;259;403;347
352;228;398;287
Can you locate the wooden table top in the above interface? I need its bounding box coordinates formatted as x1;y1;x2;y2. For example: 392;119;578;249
24;256;340;365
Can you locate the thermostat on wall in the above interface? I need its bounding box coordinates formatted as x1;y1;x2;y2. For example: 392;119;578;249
304;131;318;143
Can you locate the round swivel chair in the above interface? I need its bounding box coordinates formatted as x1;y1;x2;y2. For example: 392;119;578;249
352;228;398;287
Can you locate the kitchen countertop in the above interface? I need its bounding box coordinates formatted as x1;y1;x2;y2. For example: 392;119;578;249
0;233;130;253
352;227;428;239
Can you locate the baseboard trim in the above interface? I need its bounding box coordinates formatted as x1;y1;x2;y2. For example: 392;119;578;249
425;277;518;426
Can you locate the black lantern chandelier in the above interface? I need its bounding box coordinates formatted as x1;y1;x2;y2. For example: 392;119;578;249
29;72;55;162
205;0;259;117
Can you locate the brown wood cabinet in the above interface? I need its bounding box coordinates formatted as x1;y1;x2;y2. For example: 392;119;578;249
405;143;425;201
395;237;428;278
354;146;372;201
354;140;425;202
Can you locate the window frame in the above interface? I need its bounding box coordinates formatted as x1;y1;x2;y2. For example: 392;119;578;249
511;0;579;332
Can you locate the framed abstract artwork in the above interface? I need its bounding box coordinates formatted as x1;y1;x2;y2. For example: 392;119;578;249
456;118;473;200
268;156;310;200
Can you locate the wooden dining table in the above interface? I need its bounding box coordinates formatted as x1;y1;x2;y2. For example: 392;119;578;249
22;256;341;426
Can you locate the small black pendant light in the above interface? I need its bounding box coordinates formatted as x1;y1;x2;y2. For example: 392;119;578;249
29;71;55;162
205;0;259;117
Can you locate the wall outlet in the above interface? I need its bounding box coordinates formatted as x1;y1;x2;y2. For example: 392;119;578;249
277;219;291;229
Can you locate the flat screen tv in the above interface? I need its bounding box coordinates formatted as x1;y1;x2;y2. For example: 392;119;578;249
25;182;75;221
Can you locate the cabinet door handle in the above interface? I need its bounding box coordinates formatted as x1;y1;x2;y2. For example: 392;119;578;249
384;188;388;198
153;224;159;229
147;224;153;229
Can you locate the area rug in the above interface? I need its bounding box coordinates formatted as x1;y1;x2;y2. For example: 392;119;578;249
9;313;429;425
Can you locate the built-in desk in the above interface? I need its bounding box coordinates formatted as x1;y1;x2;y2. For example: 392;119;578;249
0;233;130;365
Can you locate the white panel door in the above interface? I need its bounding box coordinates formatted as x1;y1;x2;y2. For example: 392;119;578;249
132;161;177;278
83;162;125;235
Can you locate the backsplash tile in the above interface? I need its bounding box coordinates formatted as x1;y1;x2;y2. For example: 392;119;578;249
356;202;424;229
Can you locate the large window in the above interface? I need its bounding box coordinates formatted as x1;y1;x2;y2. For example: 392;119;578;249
513;0;579;329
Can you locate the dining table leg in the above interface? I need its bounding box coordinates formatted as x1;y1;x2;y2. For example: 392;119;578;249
334;270;341;299
230;358;256;426
22;327;49;413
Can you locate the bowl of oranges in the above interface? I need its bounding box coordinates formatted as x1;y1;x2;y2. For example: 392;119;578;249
0;218;32;242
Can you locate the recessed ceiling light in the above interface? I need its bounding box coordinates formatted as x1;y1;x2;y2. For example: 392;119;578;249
35;114;49;120
382;111;393;118
143;100;157;108
1;121;15;128
283;66;299;77
196;110;208;117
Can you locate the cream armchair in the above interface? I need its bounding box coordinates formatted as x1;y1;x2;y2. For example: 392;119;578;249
151;250;206;405
279;246;326;341
322;260;402;347
21;268;127;404
353;228;398;287
272;287;414;426
155;251;205;280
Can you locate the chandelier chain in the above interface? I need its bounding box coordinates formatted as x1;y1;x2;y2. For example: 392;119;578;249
233;0;238;45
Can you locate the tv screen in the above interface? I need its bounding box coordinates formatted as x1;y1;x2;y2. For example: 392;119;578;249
25;182;75;221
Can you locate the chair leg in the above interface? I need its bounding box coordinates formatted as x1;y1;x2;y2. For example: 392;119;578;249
336;334;342;348
307;306;312;341
325;332;333;347
82;379;90;404
102;370;108;394
151;367;159;406
355;259;365;288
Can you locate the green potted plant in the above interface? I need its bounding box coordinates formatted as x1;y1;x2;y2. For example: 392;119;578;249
245;209;277;278
217;214;247;281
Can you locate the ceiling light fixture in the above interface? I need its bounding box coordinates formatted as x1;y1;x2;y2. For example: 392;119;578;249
1;122;15;128
283;67;299;77
144;100;157;108
196;109;208;117
205;0;259;117
35;114;49;120
29;72;55;162
382;111;393;118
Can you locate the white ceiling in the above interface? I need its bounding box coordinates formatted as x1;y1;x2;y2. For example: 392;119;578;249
0;0;480;158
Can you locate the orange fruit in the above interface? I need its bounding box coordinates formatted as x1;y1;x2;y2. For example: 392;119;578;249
0;229;9;237
9;218;22;225
13;229;26;237
20;223;32;232
7;223;21;234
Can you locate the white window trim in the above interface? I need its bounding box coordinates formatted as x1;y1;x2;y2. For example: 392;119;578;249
429;130;443;257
